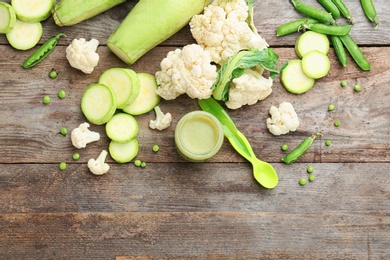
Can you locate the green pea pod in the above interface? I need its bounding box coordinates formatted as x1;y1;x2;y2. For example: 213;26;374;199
317;0;340;19
22;33;66;69
282;133;322;164
360;0;379;28
276;17;318;37
330;35;348;67
339;34;371;71
303;22;352;36
290;0;335;24
332;0;354;24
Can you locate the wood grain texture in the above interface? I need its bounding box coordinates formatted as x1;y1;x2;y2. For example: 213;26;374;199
0;0;389;259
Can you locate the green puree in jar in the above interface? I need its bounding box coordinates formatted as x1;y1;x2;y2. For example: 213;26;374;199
175;111;223;162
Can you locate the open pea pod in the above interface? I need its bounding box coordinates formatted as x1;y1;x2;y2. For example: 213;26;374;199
198;98;278;189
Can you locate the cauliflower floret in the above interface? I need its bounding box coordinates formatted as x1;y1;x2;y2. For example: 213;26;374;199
155;44;218;100
149;106;172;131
66;38;100;74
266;102;300;136
71;122;100;149
88;150;109;175
190;0;268;64
225;68;273;109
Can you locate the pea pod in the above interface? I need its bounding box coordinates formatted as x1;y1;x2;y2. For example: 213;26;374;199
276;17;318;37
22;33;66;69
339;34;371;71
330;35;348;67
282;133;322;164
317;0;340;19
302;22;352;36
360;0;379;28
290;0;335;24
331;0;354;24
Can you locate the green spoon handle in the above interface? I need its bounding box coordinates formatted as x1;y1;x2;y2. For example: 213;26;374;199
198;98;256;162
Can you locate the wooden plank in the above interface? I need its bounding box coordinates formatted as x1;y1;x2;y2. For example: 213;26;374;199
0;46;389;163
1;163;389;213
0;0;388;46
0;210;389;259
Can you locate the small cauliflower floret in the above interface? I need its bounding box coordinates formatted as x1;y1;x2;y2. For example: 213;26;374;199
149;106;172;131
71;122;100;149
189;0;268;64
225;68;273;110
88;150;110;176
66;38;100;74
266;102;300;136
155;44;218;100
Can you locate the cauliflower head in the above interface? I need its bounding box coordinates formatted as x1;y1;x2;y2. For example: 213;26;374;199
190;0;268;64
71;122;100;149
155;44;218;100
149;106;172;131
225;68;273;109
266;102;300;136
66;38;100;74
88;150;109;176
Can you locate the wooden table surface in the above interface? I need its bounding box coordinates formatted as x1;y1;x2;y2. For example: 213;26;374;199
1;0;389;259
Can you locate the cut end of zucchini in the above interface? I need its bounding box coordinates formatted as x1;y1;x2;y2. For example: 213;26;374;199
109;138;139;163
295;31;330;58
301;50;331;79
11;0;55;23
105;113;139;143
81;83;117;125
0;2;17;34
281;59;315;94
122;73;160;115
6;19;43;50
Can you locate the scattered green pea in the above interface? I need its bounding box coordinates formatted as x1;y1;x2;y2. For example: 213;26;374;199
49;69;58;79
43;95;51;104
60;127;68;135
340;80;347;87
325;140;332;146
59;162;67;170
309;174;316;182
152;144;160;152
328;104;335;111
354;84;362;92
58;90;66;99
72;153;80;160
281;144;288;151
134;159;142;167
334;120;341;127
299;178;307;186
307;166;314;173
140;161;146;168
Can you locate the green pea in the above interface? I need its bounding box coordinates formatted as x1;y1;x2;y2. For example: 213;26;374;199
332;0;354;24
307;166;314;173
60;127;68;135
299;178;307;186
309;174;315;182
72;153;80;160
276;17;318;37
59;162;67;170
303;23;352;36
328;104;335;111
334;121;341;127
152;144;160;152
141;161;146;168
325;140;332;146
282;133;322;164
340;80;347;87
290;0;335;24
134;159;142;167
58;90;66;99
361;0;379;28
331;36;348;67
354;84;362;92
43;96;51;104
281;144;289;151
339;34;371;71
49;70;58;79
